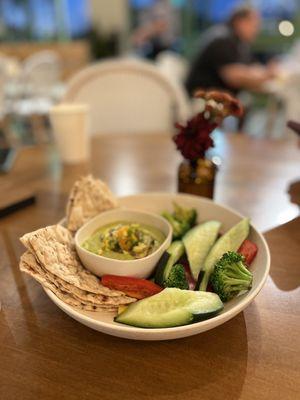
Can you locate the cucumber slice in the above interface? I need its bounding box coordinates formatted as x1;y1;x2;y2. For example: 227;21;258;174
183;221;221;281
154;252;170;286
199;218;250;291
154;241;185;286
115;288;223;328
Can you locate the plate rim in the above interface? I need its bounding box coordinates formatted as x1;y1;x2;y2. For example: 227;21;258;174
46;192;271;336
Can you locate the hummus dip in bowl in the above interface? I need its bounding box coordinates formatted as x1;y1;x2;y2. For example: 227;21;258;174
75;209;172;278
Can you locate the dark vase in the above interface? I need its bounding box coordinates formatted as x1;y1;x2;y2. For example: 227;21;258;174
177;158;217;199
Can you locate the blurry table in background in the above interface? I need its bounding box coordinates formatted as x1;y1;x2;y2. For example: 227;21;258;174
1;132;299;231
263;68;300;137
0;133;299;400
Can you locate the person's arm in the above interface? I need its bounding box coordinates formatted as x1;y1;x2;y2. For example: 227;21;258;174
219;63;275;91
132;19;167;46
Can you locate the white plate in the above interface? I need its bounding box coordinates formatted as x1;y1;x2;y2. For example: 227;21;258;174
45;193;270;341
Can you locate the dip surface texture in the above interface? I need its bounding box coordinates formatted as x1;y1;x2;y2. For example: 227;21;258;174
82;221;165;260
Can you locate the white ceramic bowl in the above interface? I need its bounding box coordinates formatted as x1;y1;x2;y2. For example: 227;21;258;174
47;193;270;341
75;208;172;278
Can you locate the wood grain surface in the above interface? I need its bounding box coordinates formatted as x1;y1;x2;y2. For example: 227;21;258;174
0;133;299;400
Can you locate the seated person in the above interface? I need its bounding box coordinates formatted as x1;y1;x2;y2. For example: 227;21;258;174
186;5;277;96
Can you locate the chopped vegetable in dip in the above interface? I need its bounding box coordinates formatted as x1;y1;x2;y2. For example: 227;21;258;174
82;221;165;260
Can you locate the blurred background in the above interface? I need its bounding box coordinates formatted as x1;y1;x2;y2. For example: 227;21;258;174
0;0;300;146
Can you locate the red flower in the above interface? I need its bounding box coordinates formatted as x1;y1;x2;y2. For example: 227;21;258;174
173;114;217;162
173;90;243;161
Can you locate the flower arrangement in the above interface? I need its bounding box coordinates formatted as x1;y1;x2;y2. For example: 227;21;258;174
174;90;243;162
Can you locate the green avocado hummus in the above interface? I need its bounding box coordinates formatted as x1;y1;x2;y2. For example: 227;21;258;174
82;221;165;260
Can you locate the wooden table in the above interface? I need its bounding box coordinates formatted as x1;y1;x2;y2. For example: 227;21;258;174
0;134;299;400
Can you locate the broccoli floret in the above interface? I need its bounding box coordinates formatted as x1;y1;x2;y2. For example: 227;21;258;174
173;203;197;227
162;212;190;239
164;264;189;290
162;203;197;239
210;251;253;302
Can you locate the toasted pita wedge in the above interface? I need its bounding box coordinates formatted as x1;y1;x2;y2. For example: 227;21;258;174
20;251;135;307
20;254;117;312
66;175;118;232
20;225;132;299
21;225;111;295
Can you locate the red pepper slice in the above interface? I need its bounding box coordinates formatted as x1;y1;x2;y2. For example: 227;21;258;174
238;239;258;266
179;256;196;290
101;275;162;300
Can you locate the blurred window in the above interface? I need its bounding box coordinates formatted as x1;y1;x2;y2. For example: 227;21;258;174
131;0;156;7
191;0;297;22
0;0;91;41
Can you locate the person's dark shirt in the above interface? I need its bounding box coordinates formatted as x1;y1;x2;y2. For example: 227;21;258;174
185;25;253;96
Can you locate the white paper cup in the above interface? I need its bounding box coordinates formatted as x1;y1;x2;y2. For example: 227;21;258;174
49;103;90;164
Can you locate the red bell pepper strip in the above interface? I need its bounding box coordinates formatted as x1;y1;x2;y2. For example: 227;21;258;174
101;275;162;300
238;239;258;266
180;256;196;290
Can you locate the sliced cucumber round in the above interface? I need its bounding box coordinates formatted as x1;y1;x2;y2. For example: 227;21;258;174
115;288;223;328
199;218;250;291
183;221;221;281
